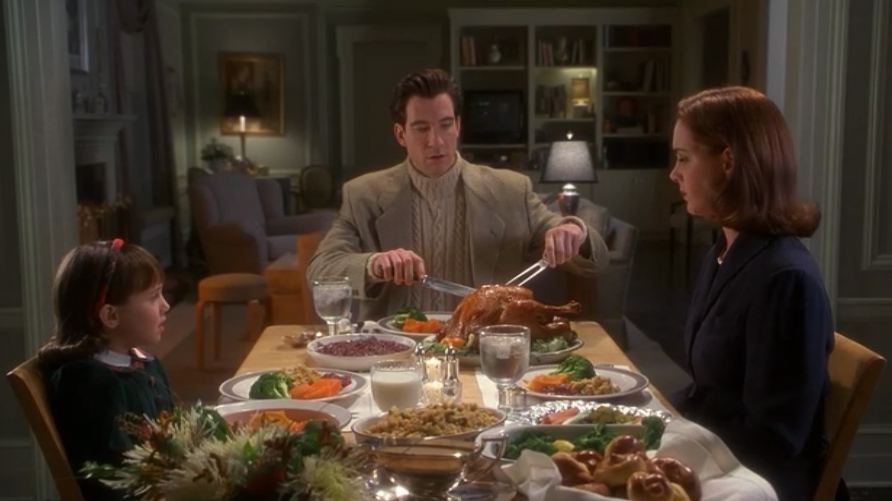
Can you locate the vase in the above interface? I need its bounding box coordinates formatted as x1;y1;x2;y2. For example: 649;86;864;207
207;158;229;173
488;44;502;65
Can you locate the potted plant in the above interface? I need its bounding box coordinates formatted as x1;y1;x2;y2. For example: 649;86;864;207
201;139;234;172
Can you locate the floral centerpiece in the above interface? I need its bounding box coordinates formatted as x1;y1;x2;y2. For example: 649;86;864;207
81;404;371;501
201;139;234;172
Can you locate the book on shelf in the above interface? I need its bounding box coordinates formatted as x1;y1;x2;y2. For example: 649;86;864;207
461;36;477;66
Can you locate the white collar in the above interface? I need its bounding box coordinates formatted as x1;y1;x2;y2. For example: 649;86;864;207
94;348;152;367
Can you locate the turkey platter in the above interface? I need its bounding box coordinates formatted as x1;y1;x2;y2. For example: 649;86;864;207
435;284;581;349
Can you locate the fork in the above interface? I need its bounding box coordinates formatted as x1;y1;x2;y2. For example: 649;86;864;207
505;259;549;287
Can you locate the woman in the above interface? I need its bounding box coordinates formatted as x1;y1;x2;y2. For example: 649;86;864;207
668;86;836;500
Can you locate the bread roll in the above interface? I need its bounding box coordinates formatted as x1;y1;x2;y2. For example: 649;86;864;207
650;457;701;501
571;449;603;474
592;452;648;487
604;434;646;457
626;471;691;501
551;451;594;486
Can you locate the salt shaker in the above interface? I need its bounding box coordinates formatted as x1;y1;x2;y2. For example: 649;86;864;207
441;345;462;403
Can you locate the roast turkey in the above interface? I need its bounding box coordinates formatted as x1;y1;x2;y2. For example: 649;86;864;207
436;284;580;347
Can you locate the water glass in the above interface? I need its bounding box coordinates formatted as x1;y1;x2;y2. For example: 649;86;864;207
371;360;423;412
312;277;352;337
478;324;530;411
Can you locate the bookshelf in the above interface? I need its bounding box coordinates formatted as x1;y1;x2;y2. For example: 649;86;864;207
450;8;680;237
450;9;678;171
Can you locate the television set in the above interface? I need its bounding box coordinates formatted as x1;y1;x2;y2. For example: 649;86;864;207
461;90;525;144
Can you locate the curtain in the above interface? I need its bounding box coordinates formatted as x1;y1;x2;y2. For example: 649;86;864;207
109;0;182;266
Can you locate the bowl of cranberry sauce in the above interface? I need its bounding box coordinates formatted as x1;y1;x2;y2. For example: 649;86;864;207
306;334;416;372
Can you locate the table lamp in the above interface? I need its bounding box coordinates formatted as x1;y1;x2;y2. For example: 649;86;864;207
223;90;261;162
541;132;597;216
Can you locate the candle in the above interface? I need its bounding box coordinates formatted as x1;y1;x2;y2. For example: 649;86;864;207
424;357;442;381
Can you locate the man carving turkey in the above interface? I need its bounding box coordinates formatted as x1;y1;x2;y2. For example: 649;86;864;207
306;69;609;321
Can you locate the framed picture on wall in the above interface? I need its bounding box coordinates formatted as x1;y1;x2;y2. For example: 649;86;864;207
219;52;285;136
66;0;89;73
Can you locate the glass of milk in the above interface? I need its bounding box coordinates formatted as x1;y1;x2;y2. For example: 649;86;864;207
371;360;423;412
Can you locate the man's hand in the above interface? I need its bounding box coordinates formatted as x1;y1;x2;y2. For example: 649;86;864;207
368;249;427;285
543;223;586;267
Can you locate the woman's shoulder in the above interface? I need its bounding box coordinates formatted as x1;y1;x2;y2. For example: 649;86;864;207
761;235;824;279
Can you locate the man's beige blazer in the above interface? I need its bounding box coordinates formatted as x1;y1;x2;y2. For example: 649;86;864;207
306;157;609;321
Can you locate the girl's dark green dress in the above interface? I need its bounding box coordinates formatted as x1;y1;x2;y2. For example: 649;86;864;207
46;350;174;500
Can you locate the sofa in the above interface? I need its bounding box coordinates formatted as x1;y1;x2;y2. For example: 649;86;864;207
189;172;336;274
530;196;639;350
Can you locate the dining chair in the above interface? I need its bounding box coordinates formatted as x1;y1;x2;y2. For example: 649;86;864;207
7;357;85;501
814;333;885;501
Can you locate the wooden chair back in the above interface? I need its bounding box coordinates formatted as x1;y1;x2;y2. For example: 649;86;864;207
6;357;84;500
814;333;885;501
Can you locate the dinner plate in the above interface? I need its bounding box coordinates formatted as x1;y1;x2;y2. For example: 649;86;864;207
420;336;584;368
214;399;353;428
376;311;452;340
520;364;649;401
218;368;368;402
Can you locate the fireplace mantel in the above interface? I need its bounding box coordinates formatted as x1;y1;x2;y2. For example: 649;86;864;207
73;114;137;141
73;114;137;206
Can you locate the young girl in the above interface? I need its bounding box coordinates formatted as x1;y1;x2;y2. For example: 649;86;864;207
39;239;174;500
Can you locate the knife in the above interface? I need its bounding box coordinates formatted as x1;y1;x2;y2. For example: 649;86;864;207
420;275;474;297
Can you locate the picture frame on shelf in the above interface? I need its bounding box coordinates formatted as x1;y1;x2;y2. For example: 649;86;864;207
66;0;89;73
219;52;285;136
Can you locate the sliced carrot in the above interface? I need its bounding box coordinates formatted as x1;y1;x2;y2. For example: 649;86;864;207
289;378;342;399
539;407;579;425
526;374;569;392
401;318;443;333
442;336;465;348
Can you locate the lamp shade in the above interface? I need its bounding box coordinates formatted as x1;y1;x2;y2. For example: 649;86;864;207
541;140;597;183
223;91;260;118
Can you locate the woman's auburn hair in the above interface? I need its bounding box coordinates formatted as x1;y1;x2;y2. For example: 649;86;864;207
677;86;820;237
38;242;164;369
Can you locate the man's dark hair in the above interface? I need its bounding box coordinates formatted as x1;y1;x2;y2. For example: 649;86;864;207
389;68;462;125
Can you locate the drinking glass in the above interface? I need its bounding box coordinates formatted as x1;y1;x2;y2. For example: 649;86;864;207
478;324;530;411
312;277;352;337
371;360;423;412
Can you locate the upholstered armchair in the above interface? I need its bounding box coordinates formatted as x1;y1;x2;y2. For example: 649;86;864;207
531;196;638;349
189;172;335;274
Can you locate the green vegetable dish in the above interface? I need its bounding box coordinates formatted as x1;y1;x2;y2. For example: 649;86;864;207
391;307;427;329
249;371;293;399
554;354;596;381
504;417;666;460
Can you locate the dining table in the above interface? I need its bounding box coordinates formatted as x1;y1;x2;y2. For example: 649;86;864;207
227;322;779;501
233;320;676;416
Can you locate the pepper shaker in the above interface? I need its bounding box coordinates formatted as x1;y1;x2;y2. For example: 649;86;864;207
441;345;462;403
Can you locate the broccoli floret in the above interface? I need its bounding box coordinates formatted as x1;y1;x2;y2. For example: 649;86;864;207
249;371;293;399
392;307;427;328
572;424;616;454
531;337;570;353
641;416;666;450
554;354;595;381
505;431;558;459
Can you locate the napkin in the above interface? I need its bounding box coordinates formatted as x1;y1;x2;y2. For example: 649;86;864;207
501;418;777;501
